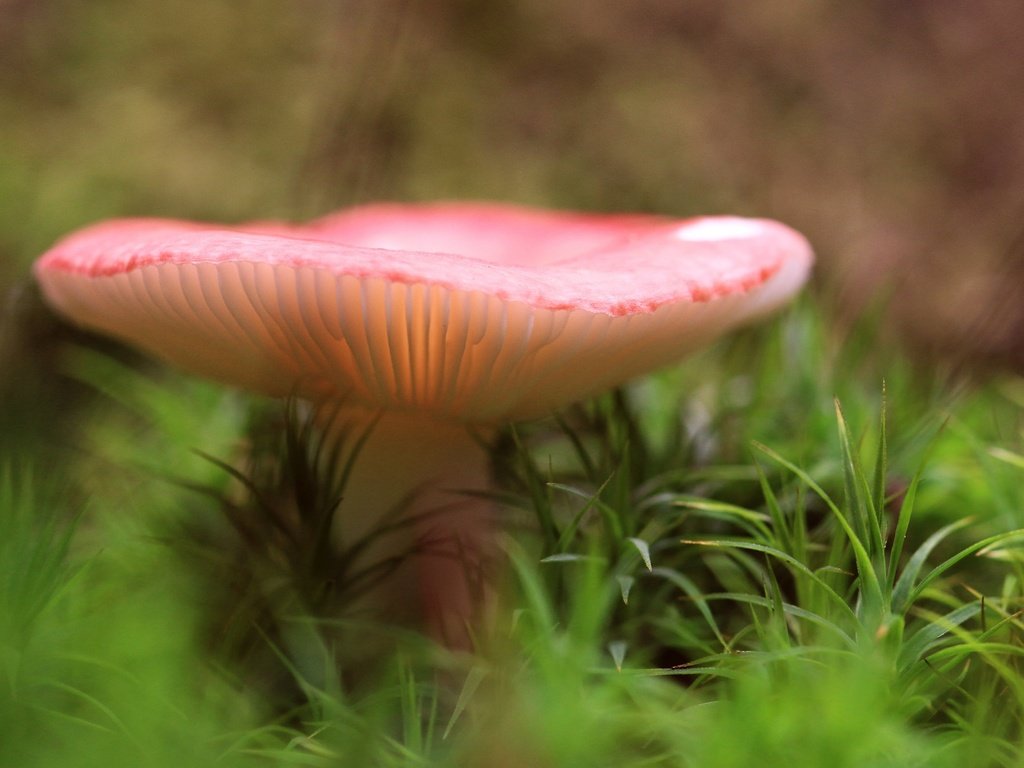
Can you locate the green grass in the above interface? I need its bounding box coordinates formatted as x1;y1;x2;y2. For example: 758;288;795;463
3;298;1024;766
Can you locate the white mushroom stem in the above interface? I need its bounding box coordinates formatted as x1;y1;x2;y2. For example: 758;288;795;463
323;409;495;645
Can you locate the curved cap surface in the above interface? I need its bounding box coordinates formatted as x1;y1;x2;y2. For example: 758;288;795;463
35;202;813;420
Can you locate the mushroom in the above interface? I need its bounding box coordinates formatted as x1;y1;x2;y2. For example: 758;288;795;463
34;202;813;641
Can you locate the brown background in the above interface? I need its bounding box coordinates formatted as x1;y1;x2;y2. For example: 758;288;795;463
2;0;1024;368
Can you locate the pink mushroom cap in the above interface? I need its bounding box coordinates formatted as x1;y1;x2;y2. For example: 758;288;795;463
34;202;813;421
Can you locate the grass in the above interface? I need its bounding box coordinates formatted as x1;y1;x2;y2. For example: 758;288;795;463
3;297;1024;766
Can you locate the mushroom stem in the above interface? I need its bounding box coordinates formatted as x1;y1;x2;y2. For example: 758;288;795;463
324;409;495;645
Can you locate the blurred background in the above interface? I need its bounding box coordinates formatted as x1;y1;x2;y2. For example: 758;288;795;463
2;0;1024;373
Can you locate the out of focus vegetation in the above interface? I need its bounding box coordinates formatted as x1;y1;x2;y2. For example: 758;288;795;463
5;2;1024;766
7;300;1024;767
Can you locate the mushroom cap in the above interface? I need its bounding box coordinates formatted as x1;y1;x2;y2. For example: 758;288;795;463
34;202;813;421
